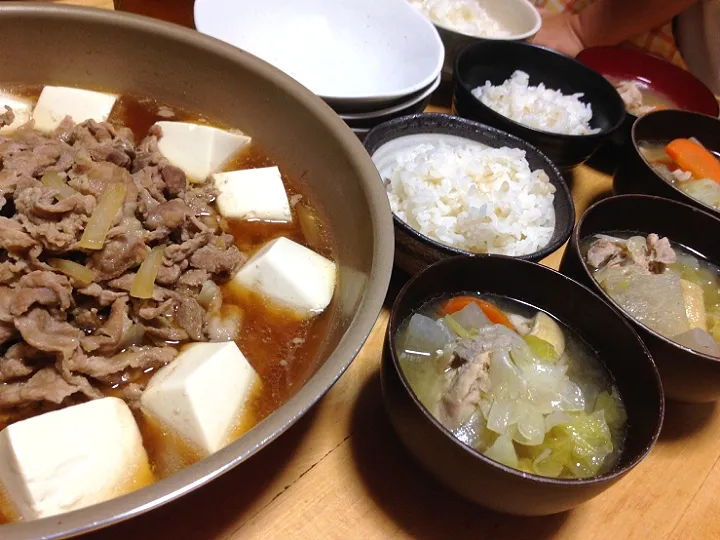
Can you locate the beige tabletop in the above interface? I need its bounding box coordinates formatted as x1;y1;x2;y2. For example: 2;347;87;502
42;1;720;538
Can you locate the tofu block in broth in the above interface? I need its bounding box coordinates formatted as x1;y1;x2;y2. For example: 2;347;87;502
213;166;293;222
0;92;32;134
140;341;260;456
32;86;118;133
232;236;336;316
155;121;252;183
0;398;153;521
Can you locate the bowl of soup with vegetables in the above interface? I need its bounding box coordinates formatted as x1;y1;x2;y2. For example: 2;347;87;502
561;194;720;403
382;256;662;516
615;110;720;217
0;5;393;538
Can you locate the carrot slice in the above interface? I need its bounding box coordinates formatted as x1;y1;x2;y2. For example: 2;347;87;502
439;296;515;330
665;138;720;184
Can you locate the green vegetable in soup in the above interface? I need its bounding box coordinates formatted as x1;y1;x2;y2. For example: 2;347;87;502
395;294;625;480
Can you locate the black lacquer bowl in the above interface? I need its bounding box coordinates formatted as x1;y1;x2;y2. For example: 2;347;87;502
364;113;574;275
453;41;626;169
560;194;720;402
614;109;720;218
382;255;663;515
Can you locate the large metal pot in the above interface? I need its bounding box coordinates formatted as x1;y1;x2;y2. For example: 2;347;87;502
0;3;394;538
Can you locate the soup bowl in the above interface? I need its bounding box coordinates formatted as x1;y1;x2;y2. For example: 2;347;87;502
560;195;720;403
576;46;719;144
0;4;393;538
363;113;574;275
382;256;663;515
614;109;720;217
453;41;626;169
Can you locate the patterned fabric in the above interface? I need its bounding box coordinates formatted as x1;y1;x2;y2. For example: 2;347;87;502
533;0;687;67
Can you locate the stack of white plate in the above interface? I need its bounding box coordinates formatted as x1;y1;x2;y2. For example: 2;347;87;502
195;0;445;139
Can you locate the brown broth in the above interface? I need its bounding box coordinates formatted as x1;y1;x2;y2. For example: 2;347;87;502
0;88;337;515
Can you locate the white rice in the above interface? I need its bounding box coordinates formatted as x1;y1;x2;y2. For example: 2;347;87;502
409;0;512;38
472;71;600;136
378;140;556;256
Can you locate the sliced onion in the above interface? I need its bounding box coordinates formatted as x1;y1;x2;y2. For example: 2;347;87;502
41;172;77;200
484;433;518;468
48;258;96;286
130;246;164;299
79;183;127;250
119;323;146;350
197;280;219;310
296;203;323;249
487;400;521;435
545;411;573;432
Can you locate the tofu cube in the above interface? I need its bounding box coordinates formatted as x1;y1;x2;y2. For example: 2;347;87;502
0;92;32;135
0;397;153;521
232;237;336;315
140;342;259;456
33;86;118;133
155;121;252;183
212;166;292;222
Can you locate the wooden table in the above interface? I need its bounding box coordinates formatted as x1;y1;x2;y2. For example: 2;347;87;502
47;1;720;538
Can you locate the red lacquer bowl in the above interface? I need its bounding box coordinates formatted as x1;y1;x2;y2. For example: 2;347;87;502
577;46;719;119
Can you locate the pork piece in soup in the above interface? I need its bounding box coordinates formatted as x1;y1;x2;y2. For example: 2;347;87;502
584;233;720;357
396;294;627;479
639;138;720;210
0;85;336;523
609;78;675;117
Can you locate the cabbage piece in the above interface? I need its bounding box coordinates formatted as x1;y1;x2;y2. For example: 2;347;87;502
514;402;545;446
680;178;720;209
484;433;518;468
509;339;535;370
522;357;567;394
488;349;525;400
401;314;454;355
453;302;491;331
674;328;720;357
532;447;566;478
517;458;536;474
454;411;497;451
709;308;720;346
524;335;559;363
594;389;627;434
672;258;720;308
549;410;614;478
557;380;586;412
600;268;690;338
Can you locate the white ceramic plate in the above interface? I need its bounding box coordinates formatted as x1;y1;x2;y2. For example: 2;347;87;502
195;0;444;102
337;75;440;120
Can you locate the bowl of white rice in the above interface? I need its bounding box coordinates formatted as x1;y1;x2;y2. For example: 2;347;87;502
453;41;626;169
408;0;541;80
364;113;574;275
